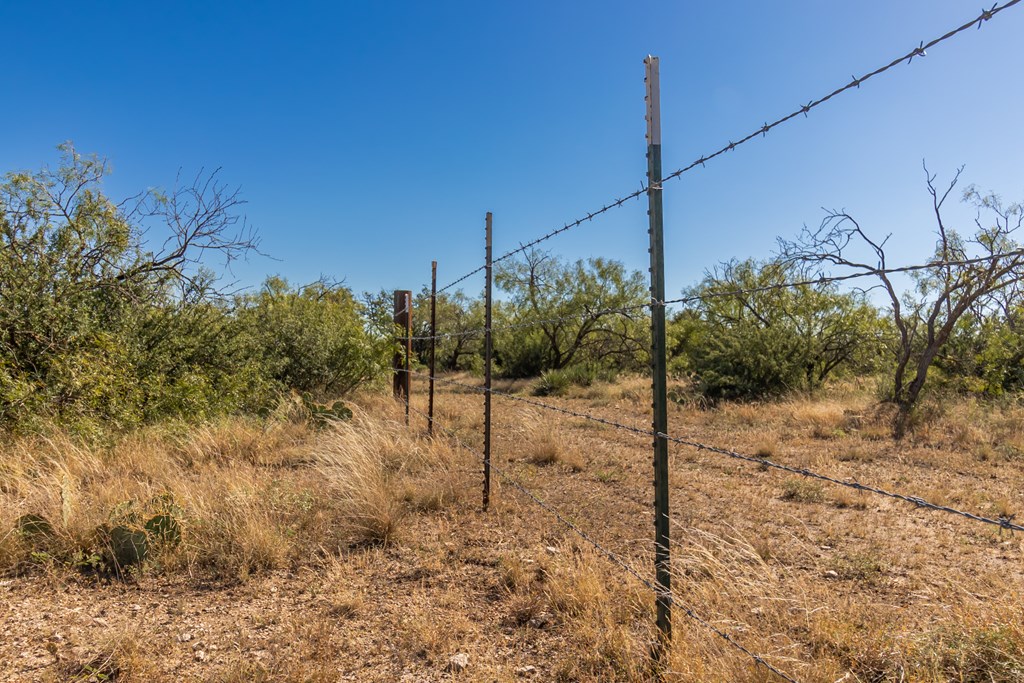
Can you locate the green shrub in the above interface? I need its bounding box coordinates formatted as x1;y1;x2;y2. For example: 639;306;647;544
671;259;884;401
534;364;618;397
0;148;388;433
235;277;390;402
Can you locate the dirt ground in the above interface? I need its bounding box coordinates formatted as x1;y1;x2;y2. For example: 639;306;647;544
3;376;1023;682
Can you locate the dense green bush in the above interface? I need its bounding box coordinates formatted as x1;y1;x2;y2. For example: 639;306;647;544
235;277;390;401
410;290;484;372
672;259;884;401
494;251;648;378
0;146;388;432
935;307;1024;397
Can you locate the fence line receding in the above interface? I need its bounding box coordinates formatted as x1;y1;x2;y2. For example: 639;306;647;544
388;5;1023;678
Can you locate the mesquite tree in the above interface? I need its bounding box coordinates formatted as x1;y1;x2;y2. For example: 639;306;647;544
494;249;648;377
781;164;1024;436
0;144;258;426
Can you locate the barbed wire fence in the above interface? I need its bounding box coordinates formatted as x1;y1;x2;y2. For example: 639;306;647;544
386;4;1022;679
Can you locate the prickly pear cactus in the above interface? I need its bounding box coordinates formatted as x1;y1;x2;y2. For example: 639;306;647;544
328;401;353;420
15;514;54;540
144;513;181;546
302;396;353;429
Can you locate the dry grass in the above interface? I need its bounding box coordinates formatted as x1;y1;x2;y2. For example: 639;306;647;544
480;381;1024;681
521;426;583;471
0;401;467;582
4;378;1024;681
497;544;652;681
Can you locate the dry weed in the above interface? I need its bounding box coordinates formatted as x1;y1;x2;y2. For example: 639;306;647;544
1;400;465;580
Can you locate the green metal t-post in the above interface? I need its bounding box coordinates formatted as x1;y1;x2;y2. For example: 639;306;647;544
429;261;438;437
483;212;493;511
645;54;672;649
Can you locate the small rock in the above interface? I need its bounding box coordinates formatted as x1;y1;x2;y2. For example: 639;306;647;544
544;546;560;555
515;665;537;676
194;650;207;662
446;652;469;673
177;632;193;643
528;612;553;629
824;570;839;579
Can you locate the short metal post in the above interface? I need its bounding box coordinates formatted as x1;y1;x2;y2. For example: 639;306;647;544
645;54;672;649
392;290;412;423
429;261;438;436
483;212;493;511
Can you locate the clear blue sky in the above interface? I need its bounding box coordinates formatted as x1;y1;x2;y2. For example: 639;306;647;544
3;1;1022;301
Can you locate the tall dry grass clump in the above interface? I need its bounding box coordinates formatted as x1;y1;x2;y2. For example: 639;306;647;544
0;418;322;581
0;400;468;582
312;412;469;545
497;544;652;681
654;526;1024;682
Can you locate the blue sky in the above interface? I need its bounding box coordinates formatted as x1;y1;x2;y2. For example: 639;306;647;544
3;1;1022;301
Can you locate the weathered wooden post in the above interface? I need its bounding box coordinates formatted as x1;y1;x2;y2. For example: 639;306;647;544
392;290;412;424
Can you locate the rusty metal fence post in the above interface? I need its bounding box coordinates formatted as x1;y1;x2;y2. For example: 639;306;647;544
392;290;412;424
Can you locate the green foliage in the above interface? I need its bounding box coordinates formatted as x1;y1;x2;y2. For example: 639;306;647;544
15;513;54;540
936;305;1024;396
495;250;648;378
0;147;386;432
411;290;484;372
534;364;618;397
673;259;884;401
235;277;390;403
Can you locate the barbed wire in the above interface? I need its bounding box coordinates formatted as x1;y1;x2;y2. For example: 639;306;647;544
435;189;649;294
398;393;800;683
659;247;1024;309
400;370;1023;533
408;302;647;342
659;433;1022;533
659;1;1022;184
411;247;1024;343
437;265;487;295
491;190;649;269
428;1;1021;297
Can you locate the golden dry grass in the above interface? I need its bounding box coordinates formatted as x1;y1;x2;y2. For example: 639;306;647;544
3;379;1024;681
0;402;467;583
